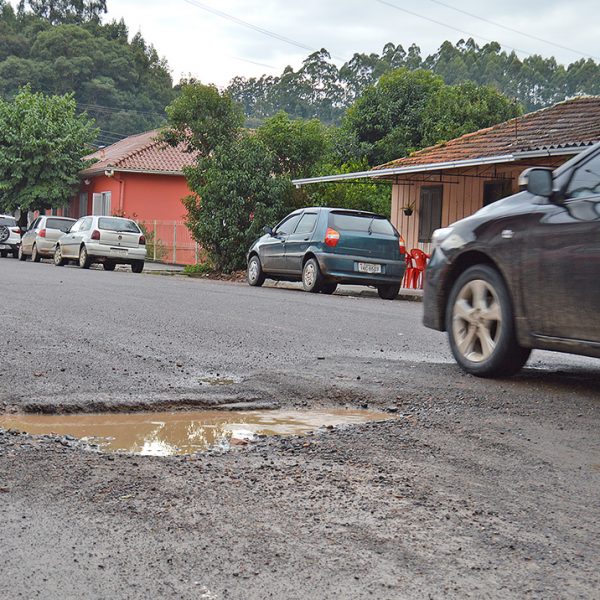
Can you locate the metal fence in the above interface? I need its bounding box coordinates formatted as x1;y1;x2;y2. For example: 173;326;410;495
139;220;201;265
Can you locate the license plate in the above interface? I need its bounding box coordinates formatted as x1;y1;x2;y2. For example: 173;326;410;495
110;248;128;257
358;262;382;274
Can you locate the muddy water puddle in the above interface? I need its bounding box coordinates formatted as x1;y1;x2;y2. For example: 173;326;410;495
0;409;393;457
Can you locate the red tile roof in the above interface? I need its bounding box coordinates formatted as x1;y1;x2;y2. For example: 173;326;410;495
81;130;196;176
374;96;600;171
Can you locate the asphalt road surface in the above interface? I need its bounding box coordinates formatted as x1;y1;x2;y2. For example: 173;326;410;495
1;258;599;599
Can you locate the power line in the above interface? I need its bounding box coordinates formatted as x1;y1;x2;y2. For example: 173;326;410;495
427;0;600;62
375;0;534;57
182;0;347;62
78;102;166;118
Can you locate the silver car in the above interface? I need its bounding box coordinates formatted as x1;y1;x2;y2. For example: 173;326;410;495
19;216;76;262
53;215;147;272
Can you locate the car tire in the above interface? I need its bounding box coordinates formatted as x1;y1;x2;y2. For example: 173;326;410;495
18;245;26;261
446;264;531;378
320;282;337;295
78;245;91;269
31;244;41;263
103;262;116;271
0;249;7;258
302;258;323;293
12;247;18;258
247;255;266;287
53;245;65;267
131;261;144;273
377;283;400;300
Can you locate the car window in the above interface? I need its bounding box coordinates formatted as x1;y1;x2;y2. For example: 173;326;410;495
46;218;75;233
80;217;93;231
69;219;83;233
329;212;396;236
28;218;40;230
295;213;318;235
275;214;302;236
0;216;17;226
98;217;140;233
566;153;600;199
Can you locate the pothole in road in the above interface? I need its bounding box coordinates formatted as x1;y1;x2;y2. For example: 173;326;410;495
0;408;394;457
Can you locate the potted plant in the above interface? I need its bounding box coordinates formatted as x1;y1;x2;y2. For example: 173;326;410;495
402;201;415;216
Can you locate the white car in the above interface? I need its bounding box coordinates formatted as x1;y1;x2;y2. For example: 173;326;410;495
0;214;22;258
53;215;147;272
19;215;76;262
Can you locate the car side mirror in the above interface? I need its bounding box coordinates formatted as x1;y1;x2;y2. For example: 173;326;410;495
519;167;553;198
263;226;274;236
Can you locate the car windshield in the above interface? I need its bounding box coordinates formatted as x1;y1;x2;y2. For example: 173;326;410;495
329;212;395;236
98;217;140;233
46;218;75;233
0;217;16;226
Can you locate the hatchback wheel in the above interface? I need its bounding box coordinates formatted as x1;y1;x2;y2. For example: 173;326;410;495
53;245;65;266
446;265;531;377
31;243;41;263
131;261;144;273
247;255;266;287
78;245;91;269
18;245;26;261
377;283;400;300
103;261;116;271
302;258;323;293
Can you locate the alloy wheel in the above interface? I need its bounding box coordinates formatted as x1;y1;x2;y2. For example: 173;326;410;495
451;279;502;363
303;262;316;288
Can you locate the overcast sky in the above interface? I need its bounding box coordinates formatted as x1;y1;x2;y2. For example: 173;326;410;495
96;0;600;86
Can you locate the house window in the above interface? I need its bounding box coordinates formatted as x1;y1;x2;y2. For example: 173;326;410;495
79;192;88;217
418;186;443;243
92;192;111;216
483;180;512;206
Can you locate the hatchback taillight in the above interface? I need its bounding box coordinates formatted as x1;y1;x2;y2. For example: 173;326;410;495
39;229;46;238
324;227;340;247
399;234;406;255
91;230;100;241
139;235;145;245
11;227;21;234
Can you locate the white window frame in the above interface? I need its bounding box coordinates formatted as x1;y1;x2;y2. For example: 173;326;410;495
92;192;112;216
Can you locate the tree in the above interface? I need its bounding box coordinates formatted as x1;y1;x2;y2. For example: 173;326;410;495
0;86;98;214
183;135;292;272
163;80;243;155
339;68;521;166
256;111;330;178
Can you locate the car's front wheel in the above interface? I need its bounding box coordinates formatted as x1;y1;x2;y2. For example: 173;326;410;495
103;261;116;271
78;245;91;269
18;245;26;261
53;245;65;266
0;250;7;258
31;243;41;263
377;283;400;300
302;258;323;293
446;265;531;377
247;255;266;287
320;282;337;295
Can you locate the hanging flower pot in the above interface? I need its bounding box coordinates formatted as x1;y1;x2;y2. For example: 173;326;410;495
403;207;413;216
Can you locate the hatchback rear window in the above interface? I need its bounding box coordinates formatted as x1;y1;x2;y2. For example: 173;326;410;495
329;212;395;236
98;217;140;233
46;218;74;232
0;217;16;226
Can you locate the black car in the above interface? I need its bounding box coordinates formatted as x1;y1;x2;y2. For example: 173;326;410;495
424;143;600;377
247;207;405;299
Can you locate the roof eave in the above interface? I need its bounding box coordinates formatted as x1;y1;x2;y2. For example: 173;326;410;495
292;146;588;186
80;166;186;177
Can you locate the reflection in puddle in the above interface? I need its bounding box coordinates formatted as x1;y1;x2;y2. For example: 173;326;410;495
0;409;392;456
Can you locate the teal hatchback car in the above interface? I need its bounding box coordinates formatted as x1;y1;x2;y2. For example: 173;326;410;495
247;207;406;299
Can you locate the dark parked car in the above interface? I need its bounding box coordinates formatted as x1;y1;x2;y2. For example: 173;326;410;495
424;143;600;377
247;207;406;299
